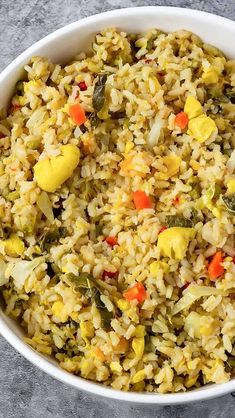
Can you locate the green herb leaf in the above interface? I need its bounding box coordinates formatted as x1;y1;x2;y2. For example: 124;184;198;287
89;112;99;127
190;208;201;224
58;227;67;238
92;74;107;111
146;32;161;51
146;39;154;51
40;227;67;251
68;272;97;298
223;194;235;213
225;90;235;104
228;357;235;367
95;224;103;237
15;80;24;95
214;184;222;199
109;111;126;119
165;215;193;228
67;273;113;329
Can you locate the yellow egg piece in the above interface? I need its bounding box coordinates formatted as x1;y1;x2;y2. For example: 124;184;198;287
80;321;94;342
184;311;215;338
4;234;25;257
132;369;146;383
34;144;80;192
110;361;122;373
185;374;199;388
184;96;203;120
150;261;169;276
134;325;146;338
202;68;219;84
187;115;217;143
51;301;68;322
0;163;4;176
132;337;145;359
163;155;181;177
184;312;201;338
117;298;130;311
80;358;94;377
227;178;235;193
156;154;181;180
157;227;195;260
125;141;134;154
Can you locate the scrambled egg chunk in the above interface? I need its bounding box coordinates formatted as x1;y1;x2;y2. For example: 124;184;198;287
34;144;80;192
4;234;25;257
132;337;145;359
202;67;219;84
155;155;181;180
157;227;195;260
110;361;122;374
51;301;68;322
134;325;146;338
117;299;130;311
150;261;169;276
185;311;215;338
227;178;235;193
119;151;152;178
80;321;94;344
187;115;217;143
163;155;181;178
132;369;146;383
202;58;224;85
184;96;203;120
125;140;134;154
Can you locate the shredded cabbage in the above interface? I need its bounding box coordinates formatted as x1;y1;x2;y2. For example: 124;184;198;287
147;113;164;148
227;150;235;174
173;285;225;315
0;258;7;286
71;85;79;101
36;191;54;224
74;126;83;138
203;185;215;205
11;257;43;289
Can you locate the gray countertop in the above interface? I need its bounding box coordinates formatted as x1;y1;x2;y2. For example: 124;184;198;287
0;1;235;417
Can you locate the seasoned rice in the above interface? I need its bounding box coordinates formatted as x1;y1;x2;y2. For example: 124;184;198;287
0;27;235;393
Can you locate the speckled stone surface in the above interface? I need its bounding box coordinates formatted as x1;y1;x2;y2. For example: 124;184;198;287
0;1;235;417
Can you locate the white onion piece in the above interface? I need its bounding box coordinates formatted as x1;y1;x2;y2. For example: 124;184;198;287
36;191;54;224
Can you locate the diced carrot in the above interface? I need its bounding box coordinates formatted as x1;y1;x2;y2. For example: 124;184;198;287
78;81;87;91
113;336;129;353
133;190;152;210
173;195;180;206
208;251;224;280
10;103;21;114
102;270;119;280
175;111;189;130
159;226;167;234
69;104;86;126
123;282;147;303
105;236;118;247
92;347;106;362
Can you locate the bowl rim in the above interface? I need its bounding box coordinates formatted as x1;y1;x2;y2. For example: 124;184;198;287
0;5;235;404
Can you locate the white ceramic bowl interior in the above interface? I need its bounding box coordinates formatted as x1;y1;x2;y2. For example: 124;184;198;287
0;6;235;404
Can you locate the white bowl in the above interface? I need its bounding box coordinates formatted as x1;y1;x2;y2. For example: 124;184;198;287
0;6;235;404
